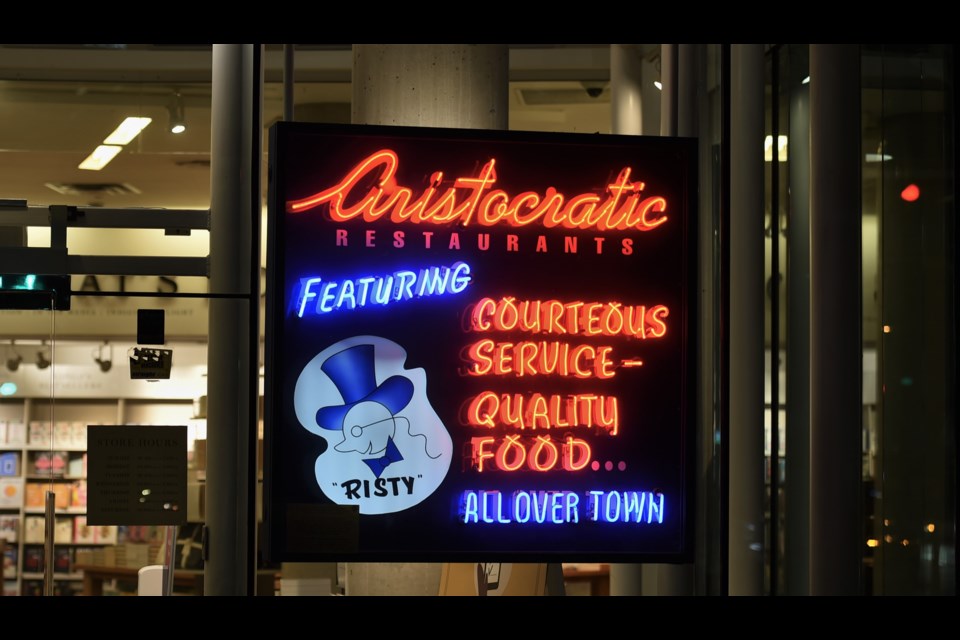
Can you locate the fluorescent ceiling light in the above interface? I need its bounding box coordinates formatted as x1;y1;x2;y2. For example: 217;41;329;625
654;80;662;90
78;145;123;171
865;153;893;163
802;76;810;85
764;135;788;162
103;116;152;145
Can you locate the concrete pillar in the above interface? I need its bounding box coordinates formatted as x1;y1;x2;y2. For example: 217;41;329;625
611;44;643;136
205;44;261;596
348;44;508;596
809;44;861;596
728;43;765;595
352;44;508;130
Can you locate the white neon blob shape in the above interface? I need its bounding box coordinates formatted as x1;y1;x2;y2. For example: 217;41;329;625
294;335;453;515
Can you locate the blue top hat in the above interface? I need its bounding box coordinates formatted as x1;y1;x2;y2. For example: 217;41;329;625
315;344;414;431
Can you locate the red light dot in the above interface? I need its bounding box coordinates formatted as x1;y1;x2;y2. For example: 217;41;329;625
604;461;613;471
617;461;627;471
591;461;600;471
900;184;920;202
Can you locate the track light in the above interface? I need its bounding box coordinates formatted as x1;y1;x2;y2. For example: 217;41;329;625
5;341;22;372
6;354;21;372
94;341;113;373
168;92;186;134
37;343;51;370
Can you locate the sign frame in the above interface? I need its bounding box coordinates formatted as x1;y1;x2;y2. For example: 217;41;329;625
264;122;697;564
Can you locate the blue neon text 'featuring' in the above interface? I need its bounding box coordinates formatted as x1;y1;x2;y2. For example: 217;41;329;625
295;261;472;318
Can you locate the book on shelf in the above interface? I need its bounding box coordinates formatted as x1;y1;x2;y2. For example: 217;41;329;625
67;454;86;479
73;516;96;544
71;424;87;450
55;518;73;544
71;480;87;508
0;422;26;447
0;477;23;508
24;482;44;509
0;515;20;543
23;516;44;544
73;546;99;566
95;525;118;545
118;525;165;545
54;547;72;573
31;450;68;476
2;545;16;578
52;483;71;509
53;423;74;448
21;579;43;597
3;580;18;597
28;422;51;447
0;452;20;476
23;546;43;572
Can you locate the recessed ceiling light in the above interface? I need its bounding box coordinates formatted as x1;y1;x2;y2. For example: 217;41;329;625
802;76;810;85
78;145;123;171
103;117;152;145
654;80;662;91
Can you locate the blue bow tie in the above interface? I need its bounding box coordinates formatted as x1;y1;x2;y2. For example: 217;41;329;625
363;436;404;478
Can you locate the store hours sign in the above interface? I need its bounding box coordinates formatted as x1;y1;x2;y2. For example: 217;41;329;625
264;123;696;562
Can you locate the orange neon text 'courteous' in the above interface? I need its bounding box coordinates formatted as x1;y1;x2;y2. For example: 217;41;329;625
469;297;669;340
286;149;669;232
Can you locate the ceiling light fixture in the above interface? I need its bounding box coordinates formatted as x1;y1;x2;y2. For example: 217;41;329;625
103;116;152;145
802;76;810;85
78;145;123;171
94;341;113;373
36;342;51;370
5;341;22;373
169;92;186;134
654;80;662;91
865;153;893;163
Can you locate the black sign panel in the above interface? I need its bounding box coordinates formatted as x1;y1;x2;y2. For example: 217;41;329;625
86;425;187;526
265;123;696;562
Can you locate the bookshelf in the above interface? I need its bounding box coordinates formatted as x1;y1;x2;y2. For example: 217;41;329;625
0;395;203;596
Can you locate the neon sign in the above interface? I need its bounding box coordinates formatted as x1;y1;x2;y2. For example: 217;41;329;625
266;122;695;562
287;149;669;232
295;261;471;317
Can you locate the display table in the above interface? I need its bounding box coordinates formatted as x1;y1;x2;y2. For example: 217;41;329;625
75;565;277;596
